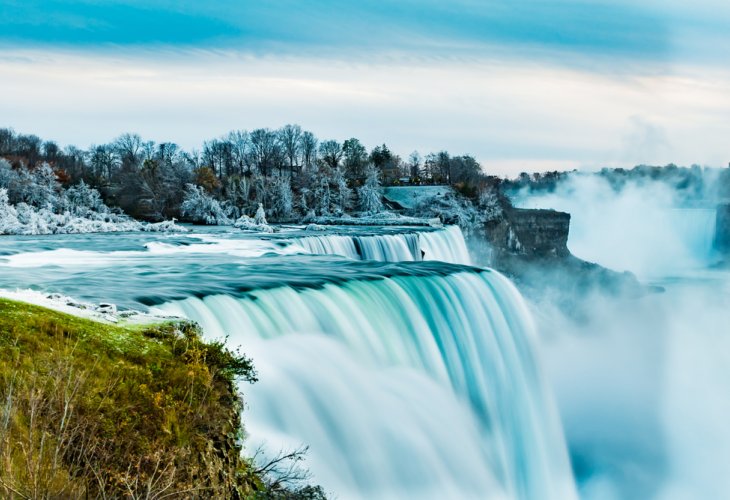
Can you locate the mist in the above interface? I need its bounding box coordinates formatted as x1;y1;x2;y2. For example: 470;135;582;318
514;174;719;279
515;172;730;498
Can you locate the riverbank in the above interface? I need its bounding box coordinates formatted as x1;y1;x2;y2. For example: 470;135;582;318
0;297;323;499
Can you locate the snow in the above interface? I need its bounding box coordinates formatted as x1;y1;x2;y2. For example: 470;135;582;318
0;183;187;236
309;211;442;227
180;183;231;225
233;214;274;233
358;164;384;214
382;186;455;210
0;288;175;326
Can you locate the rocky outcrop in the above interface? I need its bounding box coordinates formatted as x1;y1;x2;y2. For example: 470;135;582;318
480;204;647;310
485;208;571;260
715;203;730;253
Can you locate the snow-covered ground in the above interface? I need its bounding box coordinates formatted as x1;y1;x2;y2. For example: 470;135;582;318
0;186;187;235
383;186;455;210
0;288;174;326
308;211;442;227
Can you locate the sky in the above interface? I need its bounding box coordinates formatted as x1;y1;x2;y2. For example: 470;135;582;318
1;0;729;175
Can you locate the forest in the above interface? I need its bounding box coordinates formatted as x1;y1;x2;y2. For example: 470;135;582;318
0;126;487;225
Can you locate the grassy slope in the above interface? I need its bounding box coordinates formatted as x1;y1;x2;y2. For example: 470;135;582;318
0;297;264;498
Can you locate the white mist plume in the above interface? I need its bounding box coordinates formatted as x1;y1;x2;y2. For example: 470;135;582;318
515;174;718;278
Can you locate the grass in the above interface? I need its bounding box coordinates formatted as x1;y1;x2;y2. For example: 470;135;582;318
0;297;264;498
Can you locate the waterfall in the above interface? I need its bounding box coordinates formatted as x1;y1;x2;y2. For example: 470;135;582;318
672;208;717;263
154;268;576;500
292;225;472;265
420;225;472;265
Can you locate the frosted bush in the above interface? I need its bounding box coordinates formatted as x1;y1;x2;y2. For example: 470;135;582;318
28;163;61;210
0;188;23;234
332;168;352;214
234;214;274;233
313;177;331;215
0;159;15;191
180;184;231;225
254;203;268;225
65;181;107;217
271;178;293;220
358;165;383;214
0;184;187;235
143;220;189;233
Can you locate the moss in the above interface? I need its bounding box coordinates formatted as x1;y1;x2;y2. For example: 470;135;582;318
0;298;262;498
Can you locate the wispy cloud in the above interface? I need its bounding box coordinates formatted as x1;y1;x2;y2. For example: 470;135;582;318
1;1;728;174
0;1;680;60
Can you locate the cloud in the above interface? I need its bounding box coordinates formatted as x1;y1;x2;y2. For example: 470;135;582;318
0;1;677;62
1;49;728;175
622;116;670;163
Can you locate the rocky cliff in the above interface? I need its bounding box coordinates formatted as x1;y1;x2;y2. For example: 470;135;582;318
485;208;571;260
479;204;646;310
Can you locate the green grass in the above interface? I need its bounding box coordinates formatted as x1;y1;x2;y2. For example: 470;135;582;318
0;298;262;498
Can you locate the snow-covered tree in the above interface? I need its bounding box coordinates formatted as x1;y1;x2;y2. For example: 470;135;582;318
254;203;267;225
253;174;269;208
65;181;107;217
331;168;351;215
226;176;250;217
9;167;34;205
28;163;60;209
313;176;331;215
0;159;14;190
180;184;230;225
271;177;293;220
0;188;22;234
358;164;383;214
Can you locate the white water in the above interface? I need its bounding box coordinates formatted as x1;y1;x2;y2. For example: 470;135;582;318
155;270;576;500
293;225;472;265
1;225;472;268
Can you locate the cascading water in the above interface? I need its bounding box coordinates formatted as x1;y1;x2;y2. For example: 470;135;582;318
292;225;472;265
671;208;717;264
0;226;575;498
154;268;576;500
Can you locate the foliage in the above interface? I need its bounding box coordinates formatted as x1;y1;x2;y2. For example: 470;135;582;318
0;124;502;227
180;183;231;225
254;203;268;225
0;299;325;498
271;178;293;220
0;185;187;235
0;299;259;498
358;164;383;214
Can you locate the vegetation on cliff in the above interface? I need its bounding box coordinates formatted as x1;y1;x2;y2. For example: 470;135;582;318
0;298;324;499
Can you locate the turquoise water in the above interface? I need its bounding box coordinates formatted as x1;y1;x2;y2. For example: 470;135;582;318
0;225;576;499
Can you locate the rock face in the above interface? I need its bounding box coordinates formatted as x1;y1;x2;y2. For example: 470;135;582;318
486;208;571;260
716;203;730;253
480;205;646;309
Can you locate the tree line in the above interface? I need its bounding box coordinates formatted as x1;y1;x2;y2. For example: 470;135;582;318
0;126;486;222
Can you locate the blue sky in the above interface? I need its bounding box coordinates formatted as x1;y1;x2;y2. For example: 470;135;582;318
1;0;729;174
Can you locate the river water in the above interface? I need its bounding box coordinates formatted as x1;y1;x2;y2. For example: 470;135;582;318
1;217;728;499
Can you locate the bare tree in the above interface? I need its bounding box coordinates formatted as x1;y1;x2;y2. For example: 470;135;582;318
228;130;250;176
299;131;318;173
278;124;302;178
114;133;144;169
318;140;343;171
249;129;282;177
